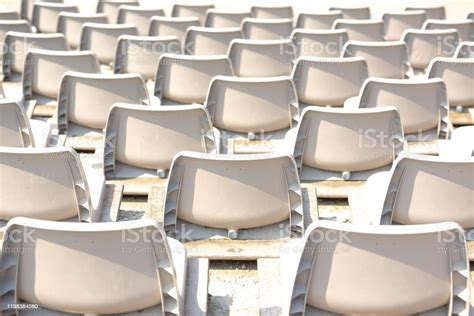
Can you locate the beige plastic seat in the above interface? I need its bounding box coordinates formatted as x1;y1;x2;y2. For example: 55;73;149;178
0;8;20;20
455;41;474;58
450;126;474;156
23;49;100;101
228;39;294;77
0;100;51;148
80;23;137;65
149;16;200;44
291;106;403;181
0;20;31;43
333;19;386;41
402;29;459;72
423;19;474;41
0;147;105;223
349;154;473;233
205;76;298;153
171;4;215;24
57;13;108;49
295;11;343;30
438;137;474;160
342;40;409;79
0;103;31;151
164;151;304;240
345;78;450;141
382;11;427;41
283;221;469;315
31;2;78;33
406;5;446;20
427;57;474;112
104;103;218;179
155;54;233;105
292;56;368;108
117;6;165;35
96;0;138;23
3;32;69;78
114;35;181;81
204;9;251;28
241;17;293;40
21;0;62;21
0;218;193;315
251;6;293;19
329;6;371;20
57;72;149;141
185;26;243;55
291;29;348;58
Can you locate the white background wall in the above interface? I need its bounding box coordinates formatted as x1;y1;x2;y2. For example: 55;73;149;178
1;0;473;19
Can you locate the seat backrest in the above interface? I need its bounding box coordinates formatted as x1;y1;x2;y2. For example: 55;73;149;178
23;49;100;99
333;19;385;41
427;57;474;107
241;17;293;40
0;147;94;221
114;35;182;81
382;11;427;41
32;2;78;33
402;29;459;70
292;56;368;106
155;53;233;104
358;78;448;135
171;4;215;24
406;5;446;19
104;103;216;173
380;154;474;229
58;13;108;49
251;6;293;19
0;9;20;20
342;40;409;78
3;32;69;76
423;19;474;41
329;6;371;19
80;23;137;64
204;10;251;28
451;126;474;156
185;26;242;55
96;0;138;23
454;41;474;58
149;16;200;43
0;100;34;147
293;106;403;173
295;11;343;29
57;72;148;132
0;20;31;43
291;29;348;58
164;152;303;236
21;0;62;21
287;221;469;315
0;218;182;315
228;39;294;77
117;6;165;36
205;76;298;133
